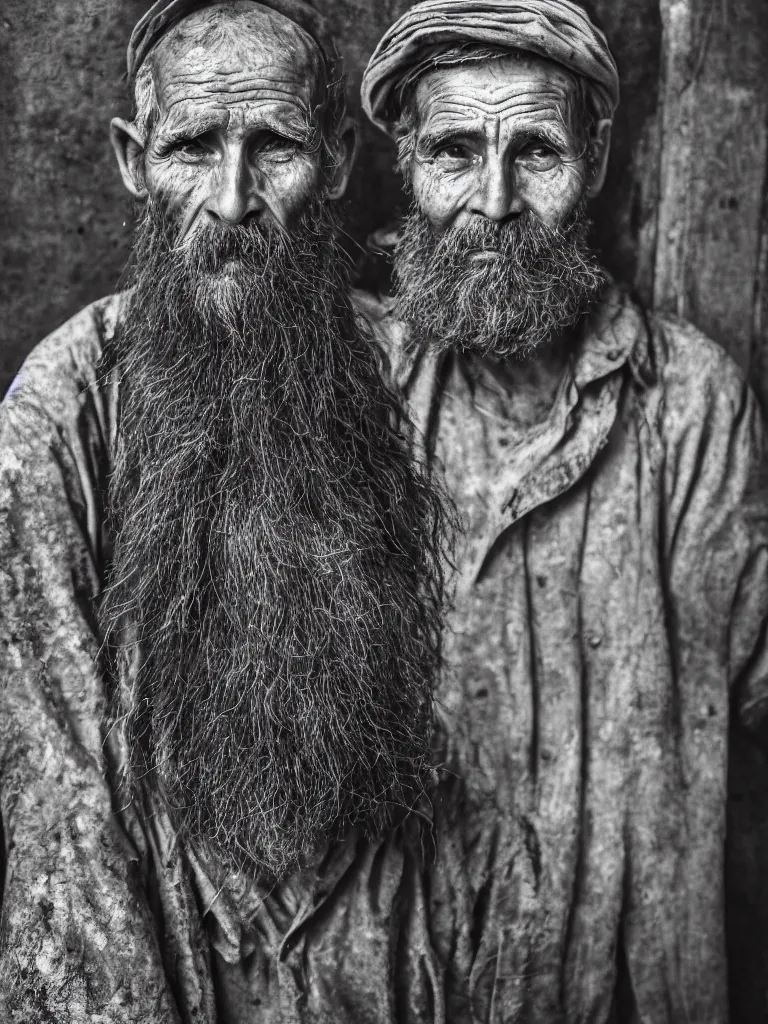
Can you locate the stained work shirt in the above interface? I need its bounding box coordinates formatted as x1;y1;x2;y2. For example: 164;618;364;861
1;286;767;1024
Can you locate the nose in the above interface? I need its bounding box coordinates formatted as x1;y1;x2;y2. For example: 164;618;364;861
470;155;524;223
206;144;265;226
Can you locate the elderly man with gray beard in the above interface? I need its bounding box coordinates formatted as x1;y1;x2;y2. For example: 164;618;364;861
0;2;453;1022
356;1;768;1021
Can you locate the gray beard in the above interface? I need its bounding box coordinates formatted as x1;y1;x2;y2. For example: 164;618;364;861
393;202;607;360
99;199;449;880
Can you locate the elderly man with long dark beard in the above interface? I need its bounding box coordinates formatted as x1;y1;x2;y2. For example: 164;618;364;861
0;2;452;1021
358;1;768;1021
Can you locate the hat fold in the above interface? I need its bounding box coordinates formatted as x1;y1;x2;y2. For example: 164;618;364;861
361;0;619;135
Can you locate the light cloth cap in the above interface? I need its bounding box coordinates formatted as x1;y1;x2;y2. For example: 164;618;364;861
361;0;619;135
127;0;339;85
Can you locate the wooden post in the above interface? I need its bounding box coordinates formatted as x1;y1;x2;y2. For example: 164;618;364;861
638;7;768;1019
651;0;768;404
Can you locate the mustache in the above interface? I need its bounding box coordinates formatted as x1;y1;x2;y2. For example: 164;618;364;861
120;197;345;320
172;216;313;269
426;206;590;262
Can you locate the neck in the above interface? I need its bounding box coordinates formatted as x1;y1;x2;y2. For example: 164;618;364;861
465;329;573;429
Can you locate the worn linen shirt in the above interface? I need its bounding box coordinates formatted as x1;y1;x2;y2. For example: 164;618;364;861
1;285;767;1024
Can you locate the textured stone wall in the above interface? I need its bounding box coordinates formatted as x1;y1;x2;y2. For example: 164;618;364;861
0;1;145;396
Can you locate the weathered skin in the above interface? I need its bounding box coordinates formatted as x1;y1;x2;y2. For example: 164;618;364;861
3;9;768;1022
409;55;610;232
111;3;354;237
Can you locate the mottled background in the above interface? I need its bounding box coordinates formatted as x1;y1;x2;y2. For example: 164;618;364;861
3;0;768;1018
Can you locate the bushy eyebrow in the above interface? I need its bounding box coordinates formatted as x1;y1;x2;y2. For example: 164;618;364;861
417;121;571;155
156;111;313;148
156;113;222;145
416;124;479;152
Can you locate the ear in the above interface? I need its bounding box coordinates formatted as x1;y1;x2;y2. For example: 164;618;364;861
585;119;612;199
110;117;148;200
327;116;358;200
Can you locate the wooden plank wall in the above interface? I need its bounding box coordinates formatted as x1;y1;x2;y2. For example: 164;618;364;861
652;0;768;405
647;3;768;1020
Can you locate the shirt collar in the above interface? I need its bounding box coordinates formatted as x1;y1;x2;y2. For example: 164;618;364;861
570;281;649;390
371;279;650;401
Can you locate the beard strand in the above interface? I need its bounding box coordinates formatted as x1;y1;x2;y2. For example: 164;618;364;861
394;201;607;359
99;199;450;880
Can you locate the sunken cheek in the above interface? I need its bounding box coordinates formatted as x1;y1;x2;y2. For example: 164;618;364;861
522;164;584;226
412;158;584;230
145;160;200;217
411;162;471;230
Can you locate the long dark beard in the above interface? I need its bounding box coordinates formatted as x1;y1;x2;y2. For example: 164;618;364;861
99;200;449;879
394;202;607;359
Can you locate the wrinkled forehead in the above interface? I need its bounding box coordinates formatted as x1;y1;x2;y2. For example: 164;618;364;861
151;4;323;113
414;52;580;130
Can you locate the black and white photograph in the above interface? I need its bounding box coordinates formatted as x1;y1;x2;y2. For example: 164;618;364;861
2;1;768;1021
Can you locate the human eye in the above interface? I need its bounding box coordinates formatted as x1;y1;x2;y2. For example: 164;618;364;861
429;139;476;169
254;132;301;163
516;141;561;172
438;142;470;159
165;135;212;164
